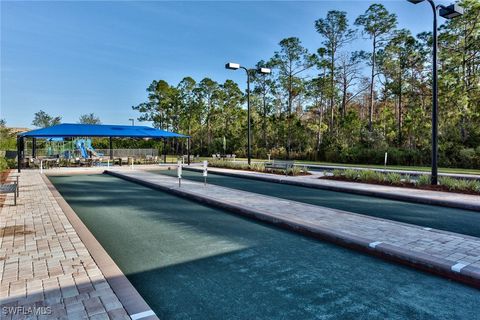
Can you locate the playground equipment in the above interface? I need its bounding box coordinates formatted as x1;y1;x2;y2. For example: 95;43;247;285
74;139;104;158
83;139;103;157
41;137;104;161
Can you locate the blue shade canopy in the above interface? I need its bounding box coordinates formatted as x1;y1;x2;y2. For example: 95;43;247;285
19;123;187;138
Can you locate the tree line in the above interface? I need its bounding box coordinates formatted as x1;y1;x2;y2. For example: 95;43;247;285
132;1;479;168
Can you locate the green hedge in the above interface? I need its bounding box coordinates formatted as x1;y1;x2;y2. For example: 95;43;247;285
0;157;7;172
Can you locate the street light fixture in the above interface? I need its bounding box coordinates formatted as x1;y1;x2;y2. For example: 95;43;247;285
225;62;271;166
407;0;463;185
257;67;271;74
439;4;464;18
129;118;135;126
225;62;241;70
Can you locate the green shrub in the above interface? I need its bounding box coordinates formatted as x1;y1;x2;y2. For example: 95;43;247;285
344;169;358;180
472;181;480;192
250;162;265;172
417;174;431;186
287;166;302;176
332;169;345;177
357;170;369;181
402;174;412;183
0;157;7;172
357;169;383;182
209;159;305;176
439;177;480;193
385;172;402;185
439;177;459;191
209;159;250;171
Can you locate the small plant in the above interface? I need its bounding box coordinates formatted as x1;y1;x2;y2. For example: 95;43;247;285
462;179;480;193
332;169;345;177
385;172;402;185
373;171;386;182
250;162;266;172
402;174;412;183
439;177;459;191
287;166;302;176
472;180;480;193
0;157;8;172
357;169;380;182
439;177;480;193
417;174;431;186
344;169;358;180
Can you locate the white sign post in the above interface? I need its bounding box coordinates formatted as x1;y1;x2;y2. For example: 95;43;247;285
384;152;388;169
177;160;182;187
203;160;208;187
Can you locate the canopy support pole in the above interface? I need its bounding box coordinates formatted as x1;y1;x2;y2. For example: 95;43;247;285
17;136;23;173
32;138;37;158
187;137;190;165
163;138;167;163
109;137;113;160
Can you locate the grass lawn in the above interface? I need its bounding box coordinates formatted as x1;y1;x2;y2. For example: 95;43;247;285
196;157;480;175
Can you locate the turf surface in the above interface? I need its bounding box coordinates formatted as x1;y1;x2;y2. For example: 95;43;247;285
49;174;479;320
157;169;480;238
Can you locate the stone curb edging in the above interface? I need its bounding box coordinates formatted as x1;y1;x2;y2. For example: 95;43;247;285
42;174;160;320
184;167;480;212
106;170;480;289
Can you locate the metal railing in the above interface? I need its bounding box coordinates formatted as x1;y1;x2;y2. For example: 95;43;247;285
95;149;159;158
24;148;158;158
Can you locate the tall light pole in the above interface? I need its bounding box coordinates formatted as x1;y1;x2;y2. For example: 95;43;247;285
129;118;135;126
407;0;463;185
225;62;271;166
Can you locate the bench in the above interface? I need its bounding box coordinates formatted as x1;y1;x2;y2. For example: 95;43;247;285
265;160;295;176
0;183;17;206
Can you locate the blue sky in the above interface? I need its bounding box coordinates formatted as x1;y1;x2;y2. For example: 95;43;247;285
1;0;439;128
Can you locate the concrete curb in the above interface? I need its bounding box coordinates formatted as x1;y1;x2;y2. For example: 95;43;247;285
184;167;480;212
106;170;480;289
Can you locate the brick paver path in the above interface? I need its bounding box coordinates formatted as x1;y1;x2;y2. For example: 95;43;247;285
0;171;130;319
187;166;480;211
111;170;480;287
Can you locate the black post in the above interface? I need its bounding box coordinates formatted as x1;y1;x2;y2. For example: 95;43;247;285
241;67;252;166
429;0;439;185
187;137;191;165
17;136;22;173
109;137;113;160
32;138;37;158
163;138;167;163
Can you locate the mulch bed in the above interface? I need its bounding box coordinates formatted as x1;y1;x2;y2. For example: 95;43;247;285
322;175;480;196
0;170;10;183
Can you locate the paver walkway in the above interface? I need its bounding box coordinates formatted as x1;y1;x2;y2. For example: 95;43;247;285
186;166;480;211
109;170;480;288
0;170;132;319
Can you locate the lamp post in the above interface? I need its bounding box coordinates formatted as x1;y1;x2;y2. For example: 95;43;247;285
225;62;271;166
407;0;463;185
129;118;135;126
